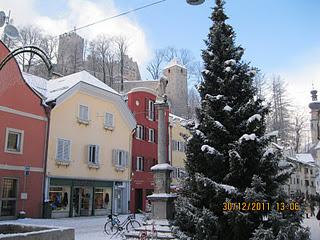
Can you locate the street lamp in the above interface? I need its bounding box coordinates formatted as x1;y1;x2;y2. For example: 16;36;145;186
186;0;205;5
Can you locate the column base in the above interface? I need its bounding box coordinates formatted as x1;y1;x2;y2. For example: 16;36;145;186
147;193;177;220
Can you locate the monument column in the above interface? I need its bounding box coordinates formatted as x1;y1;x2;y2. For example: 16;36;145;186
147;77;176;220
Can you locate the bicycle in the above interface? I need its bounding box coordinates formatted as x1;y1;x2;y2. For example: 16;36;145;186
104;213;141;235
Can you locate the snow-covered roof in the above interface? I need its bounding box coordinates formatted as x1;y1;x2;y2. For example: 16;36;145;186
24;70;119;102
163;58;186;70
295;153;315;165
169;113;187;124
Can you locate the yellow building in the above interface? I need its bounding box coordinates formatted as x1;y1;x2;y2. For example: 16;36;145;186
169;113;189;190
25;71;136;217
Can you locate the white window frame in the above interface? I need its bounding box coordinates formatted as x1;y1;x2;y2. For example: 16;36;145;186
88;144;100;165
148;128;155;143
78;104;89;124
136;156;144;171
4;128;24;154
148;100;155;121
104;112;114;130
136;125;144;140
56;138;71;163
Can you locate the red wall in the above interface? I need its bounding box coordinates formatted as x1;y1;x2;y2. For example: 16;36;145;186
127;90;169;212
0;41;47;218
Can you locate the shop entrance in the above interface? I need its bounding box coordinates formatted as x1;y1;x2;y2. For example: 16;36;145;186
135;189;143;213
72;187;92;217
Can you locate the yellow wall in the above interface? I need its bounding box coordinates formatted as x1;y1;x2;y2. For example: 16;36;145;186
47;91;133;181
170;116;190;186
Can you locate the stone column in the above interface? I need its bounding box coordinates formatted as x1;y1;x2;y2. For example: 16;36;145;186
147;101;176;220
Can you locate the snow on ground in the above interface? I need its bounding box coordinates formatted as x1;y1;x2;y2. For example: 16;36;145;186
2;213;319;239
303;214;320;240
1;214;144;240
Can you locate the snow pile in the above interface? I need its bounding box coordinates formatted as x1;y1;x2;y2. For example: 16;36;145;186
214;121;225;129
223;105;232;111
224;59;236;65
239;133;257;143
225;67;231;72
201;145;216;154
150;163;174;171
202;69;210;75
205;94;224;101
247;114;262;124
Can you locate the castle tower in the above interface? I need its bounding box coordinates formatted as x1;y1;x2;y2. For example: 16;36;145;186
163;58;188;118
57;32;84;75
309;89;320;144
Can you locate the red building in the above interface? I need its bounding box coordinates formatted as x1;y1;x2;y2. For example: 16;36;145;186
0;41;48;219
127;87;169;213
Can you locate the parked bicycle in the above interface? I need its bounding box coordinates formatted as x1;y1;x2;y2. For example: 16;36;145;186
104;214;141;235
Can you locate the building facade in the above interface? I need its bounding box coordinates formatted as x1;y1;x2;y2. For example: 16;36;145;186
25;71;136;218
169;114;189;190
285;154;317;197
127;87;169;213
0;41;47;219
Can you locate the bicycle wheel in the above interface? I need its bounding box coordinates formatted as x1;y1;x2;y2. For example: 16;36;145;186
104;220;118;235
126;219;141;232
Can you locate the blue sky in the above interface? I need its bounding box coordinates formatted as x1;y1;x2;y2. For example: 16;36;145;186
5;0;320;107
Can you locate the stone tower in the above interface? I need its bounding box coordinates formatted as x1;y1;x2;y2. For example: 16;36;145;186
57;32;84;75
309;89;320;144
163;58;188;118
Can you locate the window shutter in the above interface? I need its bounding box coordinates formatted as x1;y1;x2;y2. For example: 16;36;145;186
154;130;157;144
142;157;145;171
132;157;136;171
125;151;129;167
145;98;148;118
112;149;117;166
64;140;71;161
57;139;64;160
95;145;100;164
87;145;91;163
144;127;148;141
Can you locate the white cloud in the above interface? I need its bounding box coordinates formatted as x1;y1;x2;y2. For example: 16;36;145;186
1;0;151;67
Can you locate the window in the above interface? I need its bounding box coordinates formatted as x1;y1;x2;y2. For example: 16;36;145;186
136;157;144;171
105;112;114;129
136;125;144;140
94;188;110;210
78;105;89;123
305;168;308;174
311;181;314;187
49;186;70;212
293;178;295;184
148;100;155;121
297;178;300;184
5;128;24;154
305;180;309;187
56;139;71;162
0;178;18;217
88;145;100;165
310;169;313;175
172;140;186;152
149;128;155;143
112;149;129;170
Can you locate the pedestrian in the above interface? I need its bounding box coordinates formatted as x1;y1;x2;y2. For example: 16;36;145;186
310;200;315;217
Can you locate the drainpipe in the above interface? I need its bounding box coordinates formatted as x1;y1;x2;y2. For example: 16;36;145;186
42;101;55;218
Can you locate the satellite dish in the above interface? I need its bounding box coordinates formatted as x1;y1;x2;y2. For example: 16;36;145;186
186;0;205;5
0;11;5;27
4;24;20;40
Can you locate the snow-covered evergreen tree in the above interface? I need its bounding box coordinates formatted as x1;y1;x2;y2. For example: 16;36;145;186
174;1;310;239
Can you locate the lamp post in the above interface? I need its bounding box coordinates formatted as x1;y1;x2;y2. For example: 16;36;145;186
186;0;205;5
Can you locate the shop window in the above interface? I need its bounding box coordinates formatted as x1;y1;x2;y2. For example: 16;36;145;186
94;188;110;210
5;128;24;154
0;178;18;217
49;186;70;211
